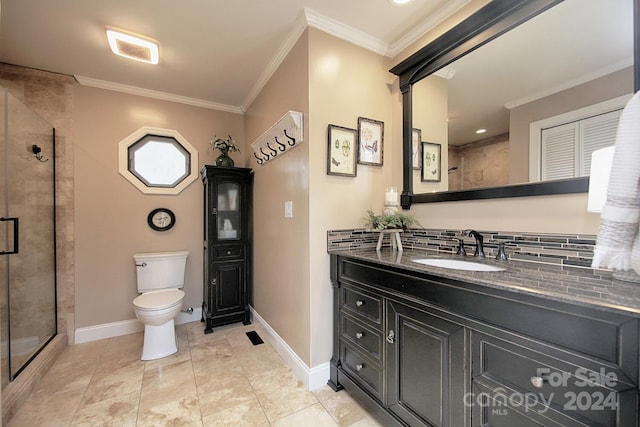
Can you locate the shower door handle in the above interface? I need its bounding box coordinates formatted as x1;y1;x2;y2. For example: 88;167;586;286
0;217;19;255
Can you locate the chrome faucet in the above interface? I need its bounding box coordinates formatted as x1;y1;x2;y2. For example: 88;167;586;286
465;229;485;258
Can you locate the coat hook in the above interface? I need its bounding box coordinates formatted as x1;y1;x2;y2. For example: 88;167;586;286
274;136;286;151
260;147;271;160
266;142;278;156
283;129;296;146
31;144;48;162
253;152;264;165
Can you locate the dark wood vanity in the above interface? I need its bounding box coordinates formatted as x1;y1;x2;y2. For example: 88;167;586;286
329;250;640;426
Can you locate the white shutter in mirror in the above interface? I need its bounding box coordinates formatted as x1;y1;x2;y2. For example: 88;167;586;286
541;122;578;181
540;109;622;181
580;110;621;177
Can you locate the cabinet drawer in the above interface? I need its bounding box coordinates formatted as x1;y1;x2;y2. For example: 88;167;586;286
472;332;636;427
340;343;384;402
340;313;383;364
213;245;244;260
340;284;383;327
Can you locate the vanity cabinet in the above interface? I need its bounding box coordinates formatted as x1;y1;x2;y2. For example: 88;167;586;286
201;166;253;333
329;254;640;427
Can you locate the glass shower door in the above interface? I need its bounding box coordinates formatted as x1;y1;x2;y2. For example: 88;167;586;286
0;86;56;387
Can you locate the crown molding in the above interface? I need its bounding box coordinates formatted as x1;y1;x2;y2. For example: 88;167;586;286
242;8;389;110
79;3;470;114
241;9;309;111
74;75;244;114
504;57;634;109
387;0;471;57
304;8;390;56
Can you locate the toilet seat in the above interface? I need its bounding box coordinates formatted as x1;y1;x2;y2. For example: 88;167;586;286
133;289;184;311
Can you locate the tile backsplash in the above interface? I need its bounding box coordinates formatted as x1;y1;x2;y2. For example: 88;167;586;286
327;228;598;269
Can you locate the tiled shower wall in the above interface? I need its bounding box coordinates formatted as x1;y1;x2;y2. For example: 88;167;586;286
327;228;598;269
0;63;75;341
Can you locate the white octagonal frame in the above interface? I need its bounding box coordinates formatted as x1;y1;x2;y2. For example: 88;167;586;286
118;126;199;195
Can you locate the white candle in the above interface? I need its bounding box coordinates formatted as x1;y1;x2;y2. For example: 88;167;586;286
385;187;398;204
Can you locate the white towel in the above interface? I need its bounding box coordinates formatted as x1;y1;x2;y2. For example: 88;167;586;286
592;90;640;272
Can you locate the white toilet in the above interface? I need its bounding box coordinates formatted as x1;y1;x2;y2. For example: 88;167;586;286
133;251;188;360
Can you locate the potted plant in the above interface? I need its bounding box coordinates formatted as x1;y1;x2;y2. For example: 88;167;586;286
211;134;240;167
363;209;420;231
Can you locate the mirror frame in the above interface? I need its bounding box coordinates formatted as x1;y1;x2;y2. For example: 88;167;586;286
390;0;640;209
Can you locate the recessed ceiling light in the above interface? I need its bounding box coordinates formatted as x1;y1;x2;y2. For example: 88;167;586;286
105;27;159;64
475;129;487;134
389;0;414;5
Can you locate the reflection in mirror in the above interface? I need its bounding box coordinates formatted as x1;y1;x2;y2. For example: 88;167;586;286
398;0;638;204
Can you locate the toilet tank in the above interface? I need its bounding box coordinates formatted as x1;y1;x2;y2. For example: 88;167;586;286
134;251;188;292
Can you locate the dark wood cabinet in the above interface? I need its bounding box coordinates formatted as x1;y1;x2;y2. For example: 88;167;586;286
386;301;467;427
329;254;640;427
201;166;253;333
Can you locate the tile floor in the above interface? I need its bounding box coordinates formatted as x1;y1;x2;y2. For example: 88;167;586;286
8;321;382;426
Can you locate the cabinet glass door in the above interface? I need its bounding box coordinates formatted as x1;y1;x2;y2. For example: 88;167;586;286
216;181;241;240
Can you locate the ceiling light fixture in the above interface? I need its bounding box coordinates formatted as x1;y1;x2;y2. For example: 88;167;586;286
389;0;414;5
105;27;159;64
475;129;487;134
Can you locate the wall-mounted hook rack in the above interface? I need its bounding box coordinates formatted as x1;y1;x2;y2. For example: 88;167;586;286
251;111;303;165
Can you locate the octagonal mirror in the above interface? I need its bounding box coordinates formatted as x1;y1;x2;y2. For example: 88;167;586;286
118;126;198;195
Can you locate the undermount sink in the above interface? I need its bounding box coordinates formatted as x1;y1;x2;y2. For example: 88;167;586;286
412;258;506;272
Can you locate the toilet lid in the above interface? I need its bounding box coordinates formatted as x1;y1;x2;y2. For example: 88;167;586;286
133;289;184;310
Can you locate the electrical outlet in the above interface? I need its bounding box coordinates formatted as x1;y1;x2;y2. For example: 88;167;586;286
284;201;293;218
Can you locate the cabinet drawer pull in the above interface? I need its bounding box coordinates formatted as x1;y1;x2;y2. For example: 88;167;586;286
355;332;363;339
530;376;545;389
355;300;364;307
356;363;365;371
386;330;395;344
227;250;231;255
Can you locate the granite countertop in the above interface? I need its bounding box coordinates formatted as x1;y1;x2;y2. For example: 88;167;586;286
331;248;640;316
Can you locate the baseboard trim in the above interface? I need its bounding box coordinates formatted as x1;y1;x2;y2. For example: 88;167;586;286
250;307;329;391
74;307;202;344
73;306;330;391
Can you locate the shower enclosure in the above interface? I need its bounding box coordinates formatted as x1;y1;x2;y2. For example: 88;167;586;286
0;85;57;389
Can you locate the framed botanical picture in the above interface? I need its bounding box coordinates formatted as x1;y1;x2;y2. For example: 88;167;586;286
421;142;441;182
327;124;357;177
412;128;422;170
357;117;384;166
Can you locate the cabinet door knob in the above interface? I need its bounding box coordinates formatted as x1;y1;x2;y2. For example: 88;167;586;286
355;332;363;339
356;363;364;371
530;376;545;389
227;250;231;255
355;300;364;307
386;330;395;344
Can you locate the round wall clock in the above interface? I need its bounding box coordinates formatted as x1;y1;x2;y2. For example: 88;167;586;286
147;208;175;231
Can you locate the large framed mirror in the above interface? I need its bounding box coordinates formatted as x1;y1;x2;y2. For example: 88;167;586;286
391;0;639;208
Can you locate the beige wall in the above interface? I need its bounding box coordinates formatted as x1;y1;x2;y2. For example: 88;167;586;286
308;29;396;366
74;85;244;329
244;32;311;365
410;192;601;234
509;67;634;183
412;76;448;193
245;27;397;368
